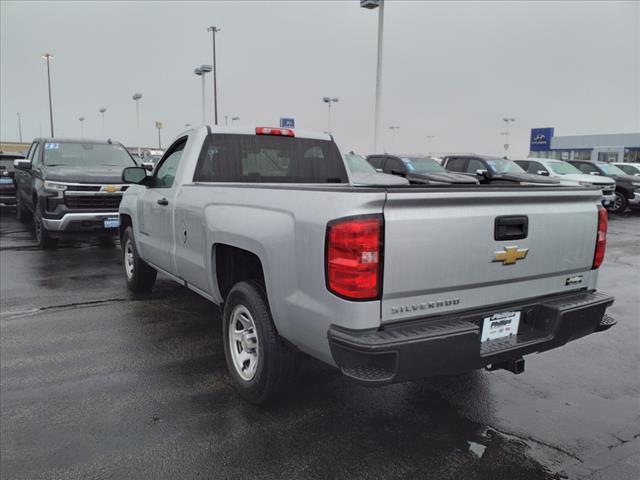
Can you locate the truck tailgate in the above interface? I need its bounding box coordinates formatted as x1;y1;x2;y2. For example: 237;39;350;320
381;188;602;323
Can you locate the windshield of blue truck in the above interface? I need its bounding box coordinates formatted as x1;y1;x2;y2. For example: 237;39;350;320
43;142;136;167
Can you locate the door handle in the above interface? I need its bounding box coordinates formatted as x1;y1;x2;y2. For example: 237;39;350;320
157;198;169;206
494;215;528;241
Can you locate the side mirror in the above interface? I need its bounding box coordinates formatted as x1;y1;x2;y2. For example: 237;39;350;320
142;162;154;172
122;166;148;184
375;168;383;173
475;169;488;177
13;159;31;170
391;169;406;177
537;170;550;176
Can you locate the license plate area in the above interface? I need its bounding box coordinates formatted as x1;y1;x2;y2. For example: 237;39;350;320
103;217;120;229
481;311;520;342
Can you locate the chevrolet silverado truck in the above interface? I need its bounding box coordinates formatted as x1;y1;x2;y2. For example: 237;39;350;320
14;138;137;248
119;126;615;404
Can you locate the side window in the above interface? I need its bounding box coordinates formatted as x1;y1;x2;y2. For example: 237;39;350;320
515;161;529;171
527;161;546;174
445;158;466;172
25;142;36;161
367;156;384;169
385;157;406;174
575;162;598;174
154;138;187;188
467;158;485;173
30;143;42;167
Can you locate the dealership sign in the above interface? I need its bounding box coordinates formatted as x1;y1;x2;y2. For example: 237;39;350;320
530;127;554;151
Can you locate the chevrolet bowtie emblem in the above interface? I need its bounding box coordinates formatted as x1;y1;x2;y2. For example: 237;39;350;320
102;185;119;193
494;246;529;265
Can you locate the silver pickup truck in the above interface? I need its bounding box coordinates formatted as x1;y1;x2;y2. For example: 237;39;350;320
119;126;615;404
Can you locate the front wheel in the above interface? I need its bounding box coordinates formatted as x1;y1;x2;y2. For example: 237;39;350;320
607;191;628;214
34;213;58;249
122;226;157;292
223;281;295;404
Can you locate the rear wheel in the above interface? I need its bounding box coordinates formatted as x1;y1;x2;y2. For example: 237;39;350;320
15;194;31;223
223;281;295;404
608;191;628;214
34;213;58;249
122;226;157;292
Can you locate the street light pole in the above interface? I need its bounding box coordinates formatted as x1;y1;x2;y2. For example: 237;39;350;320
99;108;106;137
79;117;85;137
17;113;23;143
194;65;212;125
155;121;163;149
207;26;221;125
388;125;400;152
322;97;339;134
361;1;384;153
132;93;143;157
42;53;54;137
502;117;516;156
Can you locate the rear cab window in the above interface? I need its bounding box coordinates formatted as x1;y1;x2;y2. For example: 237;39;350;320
444;158;466;172
193;133;348;183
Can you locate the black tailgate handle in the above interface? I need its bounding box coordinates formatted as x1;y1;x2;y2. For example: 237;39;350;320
495;215;528;241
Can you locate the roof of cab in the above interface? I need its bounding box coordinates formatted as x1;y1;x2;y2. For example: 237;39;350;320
186;125;332;142
32;138;118;145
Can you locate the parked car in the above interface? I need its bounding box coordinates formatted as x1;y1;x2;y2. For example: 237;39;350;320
343;152;409;186
366;154;478;184
441;155;560;185
514;158;616;207
567;160;640;213
118;126;614;404
13;138;138;248
0;153;25;205
612;162;640;176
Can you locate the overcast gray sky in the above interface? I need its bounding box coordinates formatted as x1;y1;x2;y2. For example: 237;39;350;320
1;0;638;156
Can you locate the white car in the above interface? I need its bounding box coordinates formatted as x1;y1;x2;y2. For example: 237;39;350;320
514;158;616;206
613;162;640;176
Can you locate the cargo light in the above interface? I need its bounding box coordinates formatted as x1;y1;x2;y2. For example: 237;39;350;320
326;215;383;300
255;127;294;137
592;206;607;269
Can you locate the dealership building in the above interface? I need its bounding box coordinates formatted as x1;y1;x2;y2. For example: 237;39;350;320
528;128;640;163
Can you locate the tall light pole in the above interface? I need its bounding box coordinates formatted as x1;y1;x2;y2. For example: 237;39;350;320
361;0;384;153
79;117;85;137
388;125;399;152
425;135;435;155
132;93;143;157
194;65;212;125
155;121;163;149
322;97;339;134
41;53;54;137
207;26;221;125
17;113;23;143
99;108;106;136
502;117;515;156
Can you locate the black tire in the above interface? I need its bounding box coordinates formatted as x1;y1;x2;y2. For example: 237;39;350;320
608;191;628;214
15;194;31;223
122;226;157;292
223;281;295;404
34;212;58;249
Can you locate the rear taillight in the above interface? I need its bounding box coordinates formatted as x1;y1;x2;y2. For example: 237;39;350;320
592;206;607;269
255;127;295;137
326;215;382;300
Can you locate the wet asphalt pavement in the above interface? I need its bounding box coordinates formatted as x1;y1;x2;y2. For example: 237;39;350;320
1;208;639;480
